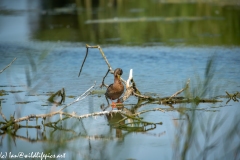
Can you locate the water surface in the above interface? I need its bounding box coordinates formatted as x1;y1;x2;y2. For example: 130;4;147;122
0;41;240;159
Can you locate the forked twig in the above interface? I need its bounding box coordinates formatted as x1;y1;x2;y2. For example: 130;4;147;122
78;44;126;85
78;44;113;78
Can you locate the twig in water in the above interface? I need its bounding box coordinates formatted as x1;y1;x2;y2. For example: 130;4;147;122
13;83;96;123
60;82;96;111
78;46;89;77
0;57;17;74
0;102;8;122
168;78;190;100
226;91;239;104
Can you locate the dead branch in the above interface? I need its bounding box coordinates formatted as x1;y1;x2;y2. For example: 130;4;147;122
0;44;223;135
226;91;239;104
47;88;65;104
78;44;126;85
60;82;95;111
0;102;7;122
78;46;89;77
82;45;220;107
132;92;150;99
169;78;190;100
13;83;95;124
0;57;17;74
78;44;113;78
87;44;113;72
62;110;122;119
100;69;110;88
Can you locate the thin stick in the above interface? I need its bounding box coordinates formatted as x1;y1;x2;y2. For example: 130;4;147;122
100;69;110;88
78;47;88;77
0;57;17;74
168;78;190;100
14;83;95;123
86;44;113;72
15;110;122;123
62;110;122;119
60;82;95;111
85;44;126;84
0;102;8;122
133;92;150;99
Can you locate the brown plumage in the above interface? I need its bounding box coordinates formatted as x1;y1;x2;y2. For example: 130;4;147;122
105;68;124;107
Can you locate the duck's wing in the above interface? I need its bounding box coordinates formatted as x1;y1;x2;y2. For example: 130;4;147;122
105;83;113;96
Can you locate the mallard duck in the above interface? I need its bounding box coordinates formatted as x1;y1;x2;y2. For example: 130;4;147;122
105;68;124;108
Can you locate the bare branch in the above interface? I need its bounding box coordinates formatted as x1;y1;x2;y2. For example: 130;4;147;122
169;78;190;100
100;69;110;88
60;82;96;111
84;44;126;84
86;44;113;72
0;57;17;74
62;110;122;119
0;102;8;122
14;83;96;123
78;47;89;77
133;92;150;99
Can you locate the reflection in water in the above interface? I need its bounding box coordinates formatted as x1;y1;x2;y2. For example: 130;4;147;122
0;0;240;45
34;1;240;46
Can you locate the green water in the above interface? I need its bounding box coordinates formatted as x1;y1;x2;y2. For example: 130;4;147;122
1;0;240;46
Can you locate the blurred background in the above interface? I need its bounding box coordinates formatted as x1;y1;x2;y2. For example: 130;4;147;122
0;0;240;46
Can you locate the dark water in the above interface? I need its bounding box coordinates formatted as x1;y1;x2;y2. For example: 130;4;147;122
0;0;240;46
0;0;240;160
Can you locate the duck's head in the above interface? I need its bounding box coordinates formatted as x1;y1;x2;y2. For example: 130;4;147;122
114;68;123;79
